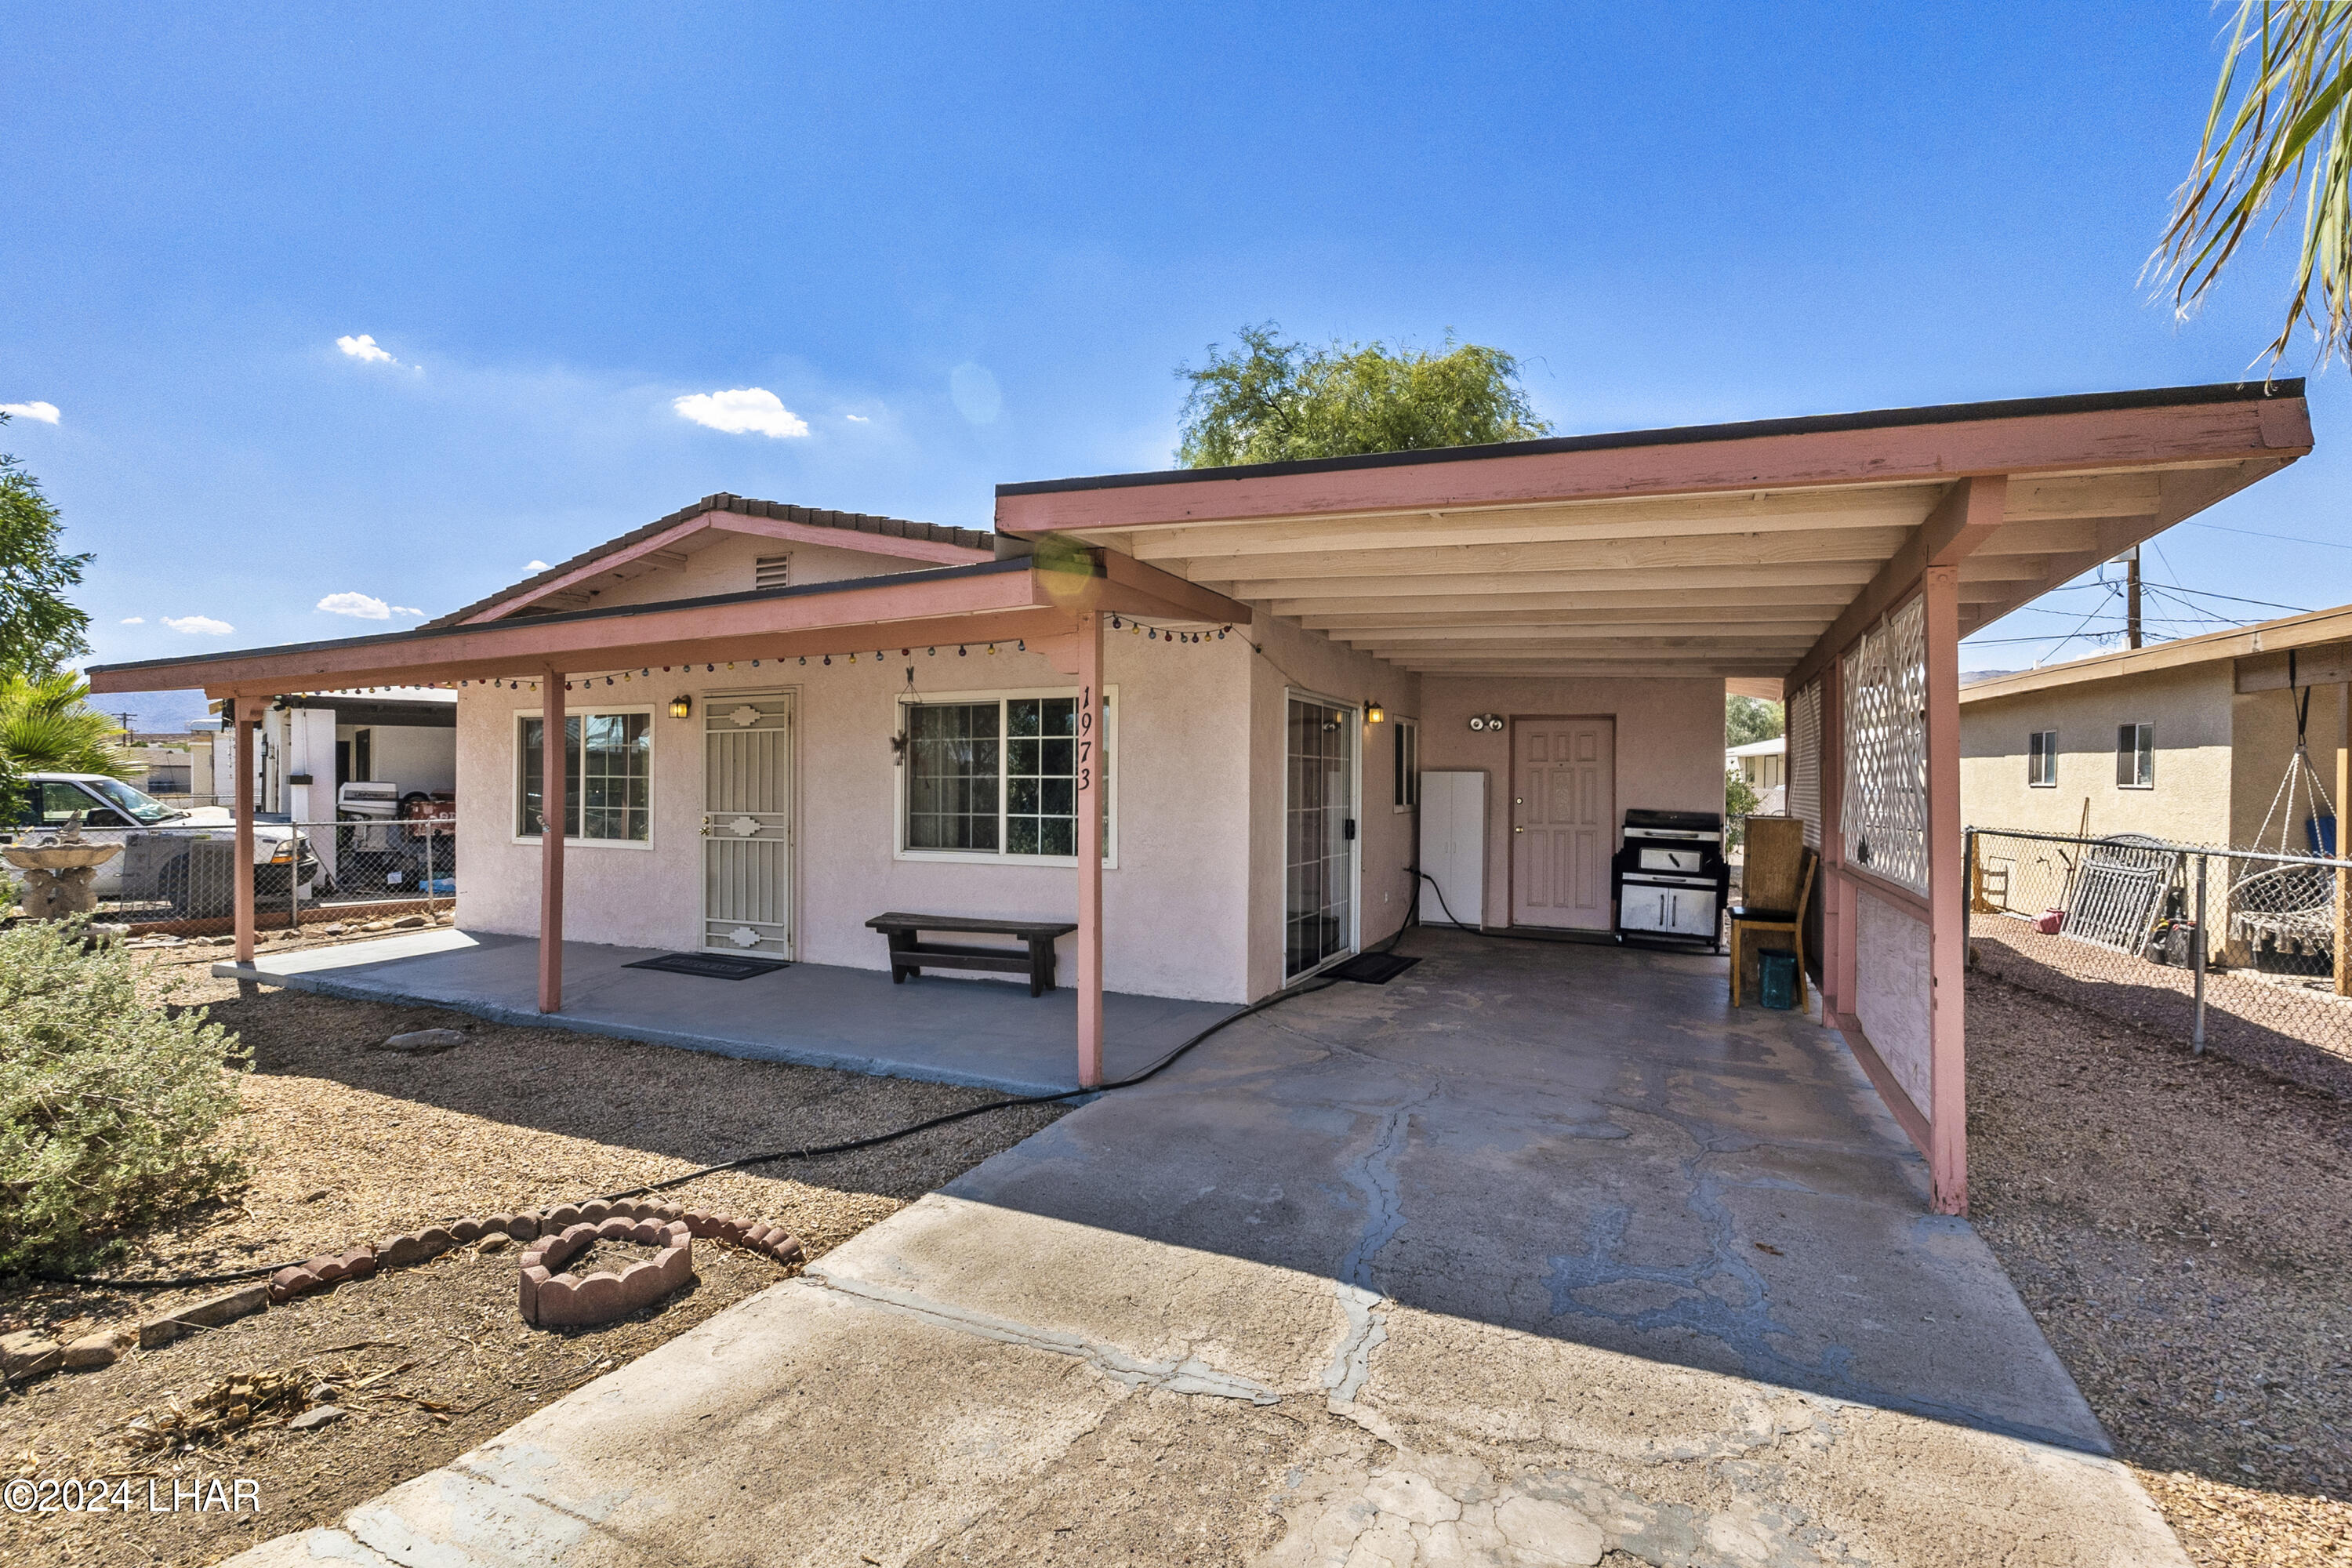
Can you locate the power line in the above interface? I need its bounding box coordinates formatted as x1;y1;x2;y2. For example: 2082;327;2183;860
2183;520;2352;552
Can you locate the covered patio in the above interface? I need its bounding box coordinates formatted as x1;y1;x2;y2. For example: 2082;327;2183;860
212;926;1237;1097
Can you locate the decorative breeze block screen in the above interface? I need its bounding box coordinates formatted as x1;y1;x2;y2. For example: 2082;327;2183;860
1838;594;1929;895
1787;680;1823;850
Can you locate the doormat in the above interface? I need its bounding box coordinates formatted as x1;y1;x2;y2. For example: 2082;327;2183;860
1328;953;1421;985
622;953;792;981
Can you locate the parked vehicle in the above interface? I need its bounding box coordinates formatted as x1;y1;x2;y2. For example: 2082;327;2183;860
333;781;456;895
7;772;319;914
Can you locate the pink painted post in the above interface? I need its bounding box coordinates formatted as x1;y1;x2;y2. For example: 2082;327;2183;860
539;670;566;1014
232;699;258;965
1075;611;1105;1088
1922;566;1968;1214
1821;654;1857;1018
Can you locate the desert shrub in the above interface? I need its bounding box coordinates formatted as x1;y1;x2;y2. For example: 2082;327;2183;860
0;919;251;1272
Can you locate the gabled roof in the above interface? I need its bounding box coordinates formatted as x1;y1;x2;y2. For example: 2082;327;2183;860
422;493;995;630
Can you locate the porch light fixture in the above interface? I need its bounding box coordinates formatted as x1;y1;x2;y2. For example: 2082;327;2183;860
1365;701;1386;725
669;695;692;720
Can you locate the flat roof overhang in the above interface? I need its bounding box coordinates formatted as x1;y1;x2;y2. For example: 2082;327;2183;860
994;383;2314;696
85;554;1247;699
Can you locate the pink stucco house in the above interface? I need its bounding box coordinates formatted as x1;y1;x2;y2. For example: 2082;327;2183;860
90;380;2313;1213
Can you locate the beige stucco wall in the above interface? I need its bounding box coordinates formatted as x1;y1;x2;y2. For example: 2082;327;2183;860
1415;675;1726;931
1242;619;1423;1000
1958;664;2237;843
2228;683;2348;850
560;532;977;615
456;626;1259;1002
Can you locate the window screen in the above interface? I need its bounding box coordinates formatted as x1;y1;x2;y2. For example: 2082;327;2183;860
518;713;652;841
2116;723;2154;788
2028;730;2057;787
906;702;1001;851
1392;720;1420;808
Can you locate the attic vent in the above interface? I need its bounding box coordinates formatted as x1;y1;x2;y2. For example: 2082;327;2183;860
754;554;791;591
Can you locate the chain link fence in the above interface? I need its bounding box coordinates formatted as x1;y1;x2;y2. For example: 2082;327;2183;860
3;810;459;939
1967;826;2352;1089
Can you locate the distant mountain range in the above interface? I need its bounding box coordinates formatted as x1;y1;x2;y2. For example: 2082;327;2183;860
1960;669;2022;686
83;688;218;733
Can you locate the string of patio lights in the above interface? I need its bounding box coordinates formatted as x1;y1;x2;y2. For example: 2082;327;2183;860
305;615;1236;696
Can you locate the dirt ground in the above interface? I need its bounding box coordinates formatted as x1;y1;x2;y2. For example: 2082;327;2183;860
1966;972;2352;1568
0;946;1067;1567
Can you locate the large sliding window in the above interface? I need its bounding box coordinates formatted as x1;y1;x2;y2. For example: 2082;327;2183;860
517;710;652;844
899;688;1114;863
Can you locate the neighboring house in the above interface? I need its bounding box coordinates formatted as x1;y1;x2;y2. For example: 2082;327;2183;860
89;383;2318;1215
226;689;459;820
1959;601;2352;851
1727;735;1787;815
120;730;215;798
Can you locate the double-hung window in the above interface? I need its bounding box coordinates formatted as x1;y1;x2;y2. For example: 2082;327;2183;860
899;688;1114;862
2027;730;2057;788
2115;723;2154;789
517;710;652;843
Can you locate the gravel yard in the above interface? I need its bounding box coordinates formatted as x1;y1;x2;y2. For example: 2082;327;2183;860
0;946;1068;1566
1967;971;2352;1568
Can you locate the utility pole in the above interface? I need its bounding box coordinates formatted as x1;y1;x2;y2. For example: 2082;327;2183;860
2125;548;2143;650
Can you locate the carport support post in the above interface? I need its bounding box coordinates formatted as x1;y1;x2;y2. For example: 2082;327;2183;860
539;669;566;1014
2336;683;2349;996
1076;610;1105;1089
1922;566;1968;1214
232;697;260;965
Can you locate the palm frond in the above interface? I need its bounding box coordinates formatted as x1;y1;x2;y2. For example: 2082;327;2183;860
2154;0;2352;365
0;671;134;778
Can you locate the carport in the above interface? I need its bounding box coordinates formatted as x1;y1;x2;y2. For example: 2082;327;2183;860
996;380;2314;1212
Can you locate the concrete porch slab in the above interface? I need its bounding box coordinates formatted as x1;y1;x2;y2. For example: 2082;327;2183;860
214;928;1239;1095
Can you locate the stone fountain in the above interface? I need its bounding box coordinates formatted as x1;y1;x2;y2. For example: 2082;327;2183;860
4;815;123;920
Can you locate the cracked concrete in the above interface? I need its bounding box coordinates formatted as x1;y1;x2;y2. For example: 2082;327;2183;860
223;930;2186;1566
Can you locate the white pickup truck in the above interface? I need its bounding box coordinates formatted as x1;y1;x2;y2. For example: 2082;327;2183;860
7;773;319;913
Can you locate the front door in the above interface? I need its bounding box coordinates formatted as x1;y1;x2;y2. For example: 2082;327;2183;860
1285;695;1359;978
702;691;793;956
1510;717;1614;930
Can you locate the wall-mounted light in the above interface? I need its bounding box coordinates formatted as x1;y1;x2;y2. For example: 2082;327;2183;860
1467;712;1504;731
1365;700;1386;725
669;695;692;720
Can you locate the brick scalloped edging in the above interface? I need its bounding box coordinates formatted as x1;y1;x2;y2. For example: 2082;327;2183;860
521;1217;693;1327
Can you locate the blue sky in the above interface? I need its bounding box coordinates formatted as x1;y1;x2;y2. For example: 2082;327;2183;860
5;2;2347;713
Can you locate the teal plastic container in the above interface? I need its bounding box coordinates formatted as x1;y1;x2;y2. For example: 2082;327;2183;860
1758;949;1798;1011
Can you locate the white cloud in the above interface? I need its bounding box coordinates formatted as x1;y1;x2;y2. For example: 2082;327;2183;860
336;334;395;364
162;615;234;636
317;591;391;619
844;412;869;423
673;387;810;438
2;401;60;423
527;560;550;572
120;616;144;624
391;605;424;617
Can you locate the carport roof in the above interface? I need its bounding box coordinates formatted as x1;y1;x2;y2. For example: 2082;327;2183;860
995;382;2314;695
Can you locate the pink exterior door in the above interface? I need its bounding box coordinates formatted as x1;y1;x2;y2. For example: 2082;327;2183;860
1511;719;1615;930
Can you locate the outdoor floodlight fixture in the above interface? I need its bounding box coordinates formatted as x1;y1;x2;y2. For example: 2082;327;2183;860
669;695;692;720
1468;713;1504;732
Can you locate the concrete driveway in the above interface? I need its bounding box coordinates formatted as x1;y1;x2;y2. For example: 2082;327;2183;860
234;931;2185;1566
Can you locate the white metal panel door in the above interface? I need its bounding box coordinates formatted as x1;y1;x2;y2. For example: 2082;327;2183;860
702;692;793;956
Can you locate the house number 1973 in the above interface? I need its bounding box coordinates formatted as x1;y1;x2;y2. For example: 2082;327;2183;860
1077;684;1094;793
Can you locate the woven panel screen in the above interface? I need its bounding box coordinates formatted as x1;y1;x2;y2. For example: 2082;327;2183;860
1838;594;1929;895
1787;680;1823;850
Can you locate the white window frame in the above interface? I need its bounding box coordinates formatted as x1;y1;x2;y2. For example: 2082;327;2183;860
892;684;1120;868
2027;729;2058;788
511;705;658;850
2116;722;2154;790
1392;717;1421;812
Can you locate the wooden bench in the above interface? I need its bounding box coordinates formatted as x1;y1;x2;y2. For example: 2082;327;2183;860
866;913;1080;997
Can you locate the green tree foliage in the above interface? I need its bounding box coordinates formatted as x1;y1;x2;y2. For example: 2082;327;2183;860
1;919;252;1272
1;670;132;779
1726;695;1784;749
0;418;93;678
2157;1;2352;364
1176;323;1553;468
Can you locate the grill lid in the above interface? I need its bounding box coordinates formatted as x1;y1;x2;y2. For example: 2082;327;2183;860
1622;808;1722;837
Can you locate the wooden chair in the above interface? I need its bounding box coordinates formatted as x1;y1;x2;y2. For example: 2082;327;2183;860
1730;819;1816;1008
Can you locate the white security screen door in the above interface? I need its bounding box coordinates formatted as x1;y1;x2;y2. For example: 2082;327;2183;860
702;692;793;956
1286;695;1359;978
